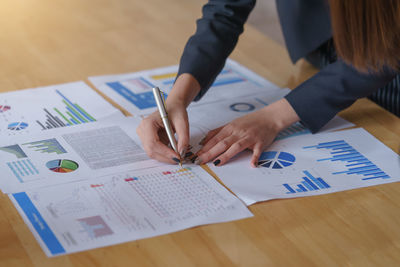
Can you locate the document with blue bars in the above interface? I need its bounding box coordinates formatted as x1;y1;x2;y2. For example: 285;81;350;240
209;128;400;205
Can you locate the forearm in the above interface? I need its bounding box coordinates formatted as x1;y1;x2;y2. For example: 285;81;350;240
166;73;201;108
177;0;256;101
286;60;397;133
260;98;300;134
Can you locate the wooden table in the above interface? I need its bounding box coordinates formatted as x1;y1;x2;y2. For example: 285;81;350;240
1;0;399;266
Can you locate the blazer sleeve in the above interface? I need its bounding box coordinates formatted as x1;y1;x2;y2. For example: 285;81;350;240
285;60;397;133
177;0;256;101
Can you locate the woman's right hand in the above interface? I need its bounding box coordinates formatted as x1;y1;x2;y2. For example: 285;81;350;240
136;73;201;164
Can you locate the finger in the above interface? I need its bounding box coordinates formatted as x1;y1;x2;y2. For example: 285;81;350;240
199;126;223;146
151;150;181;164
212;139;253;166
250;142;264;168
197;135;236;164
143;139;181;163
137;117;180;162
172;114;190;157
197;127;231;155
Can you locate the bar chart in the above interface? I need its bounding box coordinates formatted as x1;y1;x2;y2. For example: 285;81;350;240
303;140;391;180
78;216;113;239
36;90;96;130
276;122;310;140
0;144;27;159
283;170;331;194
23;138;67;155
7;159;39;183
106;81;158;110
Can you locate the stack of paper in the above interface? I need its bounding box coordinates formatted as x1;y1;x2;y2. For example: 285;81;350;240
1;60;399;257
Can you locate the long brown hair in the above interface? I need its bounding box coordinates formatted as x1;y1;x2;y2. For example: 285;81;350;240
329;0;400;73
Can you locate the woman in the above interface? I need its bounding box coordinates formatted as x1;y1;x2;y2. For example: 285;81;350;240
137;0;400;167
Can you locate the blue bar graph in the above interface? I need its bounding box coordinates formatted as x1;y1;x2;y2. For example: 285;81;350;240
283;171;331;194
276;122;311;141
303;140;390;180
106;81;162;110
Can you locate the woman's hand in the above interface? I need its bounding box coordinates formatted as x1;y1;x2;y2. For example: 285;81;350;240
136;73;201;164
195;98;300;167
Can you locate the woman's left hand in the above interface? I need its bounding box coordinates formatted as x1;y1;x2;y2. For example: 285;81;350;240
195;98;300;167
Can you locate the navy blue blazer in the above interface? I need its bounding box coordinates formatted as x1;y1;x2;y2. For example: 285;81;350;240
177;0;397;133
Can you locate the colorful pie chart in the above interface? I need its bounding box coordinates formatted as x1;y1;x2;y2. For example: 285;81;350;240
46;159;79;173
0;105;10;113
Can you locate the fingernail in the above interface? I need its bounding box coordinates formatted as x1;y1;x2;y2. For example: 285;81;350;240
185;151;193;158
199;137;206;145
213;159;221;166
180;148;187;159
172;157;180;163
194;157;202;165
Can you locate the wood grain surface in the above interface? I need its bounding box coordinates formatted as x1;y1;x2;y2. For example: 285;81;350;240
0;0;399;266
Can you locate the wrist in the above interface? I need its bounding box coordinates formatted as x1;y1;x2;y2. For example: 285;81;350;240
261;98;300;133
166;73;201;108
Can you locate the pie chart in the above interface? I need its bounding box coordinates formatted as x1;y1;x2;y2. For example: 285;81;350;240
8;122;28;131
0;105;10;113
46;159;79;173
258;151;295;169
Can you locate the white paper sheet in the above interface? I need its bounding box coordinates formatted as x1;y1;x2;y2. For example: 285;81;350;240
0;81;124;139
208;128;400;205
88;59;281;116
185;90;354;152
0;117;164;193
10;165;252;256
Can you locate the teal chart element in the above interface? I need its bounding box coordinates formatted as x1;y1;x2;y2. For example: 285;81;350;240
0;144;27;159
8;122;28;131
6;159;39;183
258;151;296;169
23;138;67;155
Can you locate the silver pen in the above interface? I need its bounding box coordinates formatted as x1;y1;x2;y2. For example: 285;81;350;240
152;87;182;167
